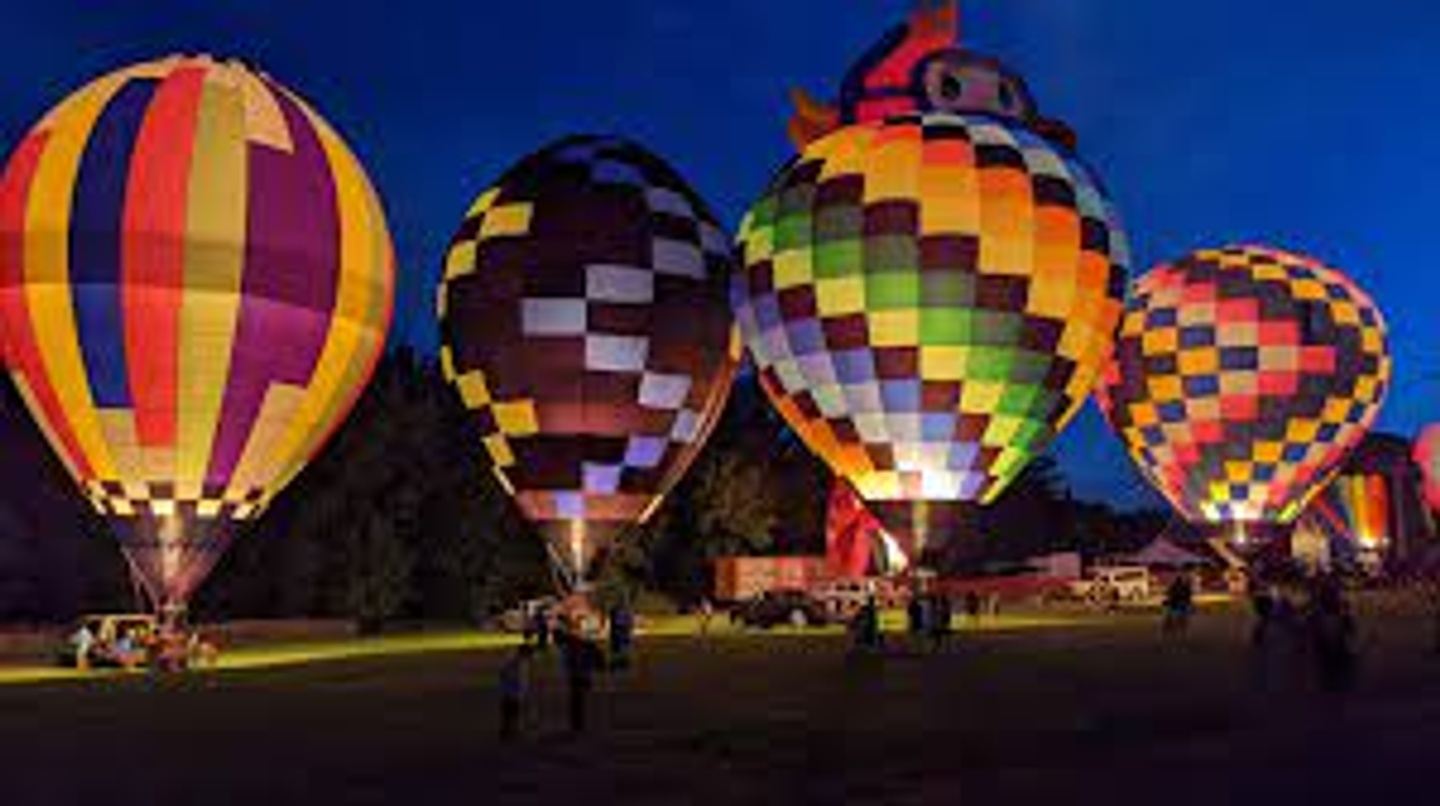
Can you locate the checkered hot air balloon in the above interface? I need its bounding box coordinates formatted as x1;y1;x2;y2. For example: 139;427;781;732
0;56;395;619
1096;246;1391;537
737;2;1127;562
437;136;737;588
736;116;1126;562
1417;425;1440;513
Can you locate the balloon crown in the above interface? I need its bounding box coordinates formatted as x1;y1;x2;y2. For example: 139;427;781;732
788;0;1076;150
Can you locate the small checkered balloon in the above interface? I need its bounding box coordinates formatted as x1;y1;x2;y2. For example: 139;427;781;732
438;136;737;584
1096;246;1391;526
1416;425;1440;513
734;113;1128;538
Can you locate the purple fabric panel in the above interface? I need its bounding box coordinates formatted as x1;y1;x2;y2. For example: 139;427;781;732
204;83;340;486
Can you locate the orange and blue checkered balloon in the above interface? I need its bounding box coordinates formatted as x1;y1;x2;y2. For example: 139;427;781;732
734;113;1128;519
1096;246;1390;526
0;56;395;611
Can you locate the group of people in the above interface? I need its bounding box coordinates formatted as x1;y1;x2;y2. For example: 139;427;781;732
1249;575;1359;692
850;590;971;655
499;598;637;741
69;621;216;673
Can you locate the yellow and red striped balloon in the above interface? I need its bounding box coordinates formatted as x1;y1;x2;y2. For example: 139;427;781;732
0;55;394;613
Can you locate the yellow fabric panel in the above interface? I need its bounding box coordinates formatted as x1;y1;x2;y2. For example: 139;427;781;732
23;72;130;482
982;415;1022;448
97;410;143;485
1177;348;1219;374
483;434;514;468
960;381;1003;414
454;369;491;407
229;383;304;496
1289;278;1324;301
813;128;874;180
238;65;292;151
177;71;248;492
1147;375;1183;401
918;164;978;235
919;346;967;382
479;203;533;239
466;187;499;218
976;169;1033;275
444;240;477;280
493;400;539;436
1025;269;1076;319
815;276;864;315
1285;419;1321;442
861;138;920;203
772;248;814;290
868;309;918;347
1321;398;1351;422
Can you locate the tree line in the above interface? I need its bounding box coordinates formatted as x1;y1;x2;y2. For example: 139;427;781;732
0;350;1166;627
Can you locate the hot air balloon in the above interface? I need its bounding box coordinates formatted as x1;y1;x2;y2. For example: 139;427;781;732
734;4;1129;562
826;478;908;577
0;55;395;623
1096;246;1390;551
1417;424;1440;513
437;136;737;589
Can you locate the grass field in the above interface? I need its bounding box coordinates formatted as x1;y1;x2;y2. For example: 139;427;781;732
3;599;1440;805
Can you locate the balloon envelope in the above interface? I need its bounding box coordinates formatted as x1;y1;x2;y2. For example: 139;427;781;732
438;136;737;585
1096;246;1389;527
733;112;1128;555
1417;425;1440;513
0;55;395;613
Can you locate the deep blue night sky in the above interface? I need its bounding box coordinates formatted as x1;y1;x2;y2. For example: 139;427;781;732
2;1;1437;509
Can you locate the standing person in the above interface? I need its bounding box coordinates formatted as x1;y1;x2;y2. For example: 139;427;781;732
532;603;552;652
860;595;882;652
929;594;953;652
1308;579;1358;693
964;591;982;625
69;622;94;671
906;590;927;651
1162;574;1194;636
562;632;601;733
697;597;714;638
498;645;534;742
1249;582;1276;646
608;601;634;671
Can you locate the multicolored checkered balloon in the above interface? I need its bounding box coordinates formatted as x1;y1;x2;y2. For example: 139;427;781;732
438;136;737;585
734;112;1128;553
0;56;395;615
1096;246;1391;526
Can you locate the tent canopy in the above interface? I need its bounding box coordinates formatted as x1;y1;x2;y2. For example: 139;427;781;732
1122;536;1213;568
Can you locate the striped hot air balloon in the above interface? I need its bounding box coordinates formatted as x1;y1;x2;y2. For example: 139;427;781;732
0;55;394;619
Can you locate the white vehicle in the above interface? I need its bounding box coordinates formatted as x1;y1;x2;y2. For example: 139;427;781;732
811;579;874;619
1068;566;1152;605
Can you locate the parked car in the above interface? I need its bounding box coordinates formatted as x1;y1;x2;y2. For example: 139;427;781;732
57;613;156;668
1067;566;1153;605
731;589;831;629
